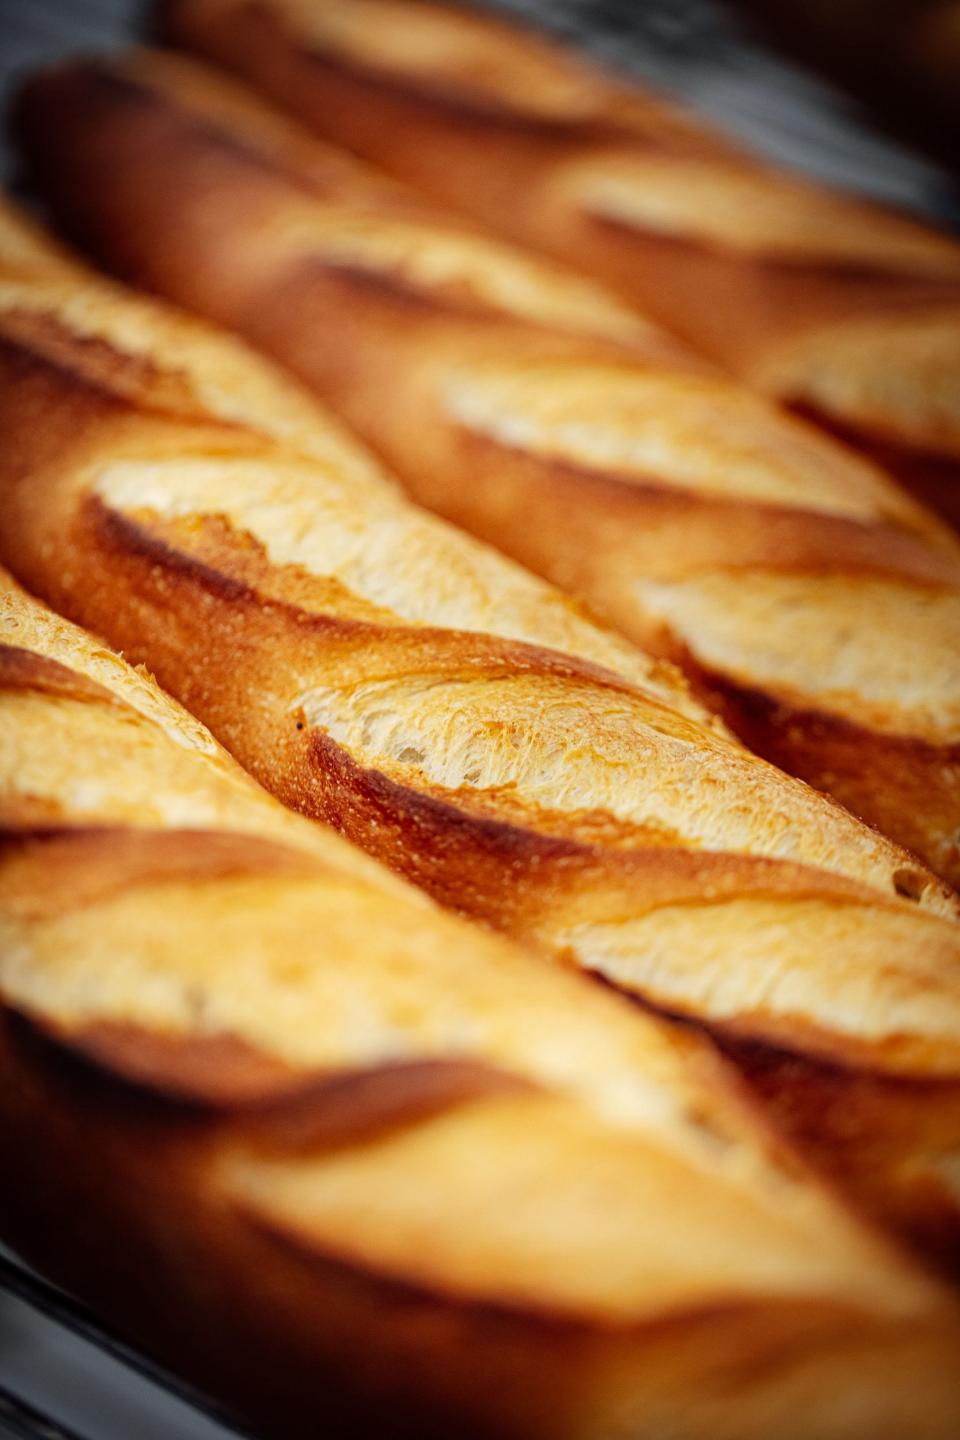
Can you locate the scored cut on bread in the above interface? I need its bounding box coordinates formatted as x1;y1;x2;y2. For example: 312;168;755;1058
1;198;960;1281
13;563;946;1438
153;0;960;533
12;49;960;889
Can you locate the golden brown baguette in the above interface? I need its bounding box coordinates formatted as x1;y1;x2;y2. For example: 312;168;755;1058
155;0;960;532
2;200;960;1284
14;51;960;887
15;568;951;1439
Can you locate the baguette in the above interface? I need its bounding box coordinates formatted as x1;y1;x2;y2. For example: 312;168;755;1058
14;51;960;888
13;569;940;1440
156;0;960;532
2;201;960;1281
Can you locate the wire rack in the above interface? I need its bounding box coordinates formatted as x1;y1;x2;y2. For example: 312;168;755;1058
1;1;959;1437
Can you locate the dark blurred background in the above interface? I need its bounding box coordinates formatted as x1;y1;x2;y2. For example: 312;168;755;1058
0;0;959;226
732;0;960;174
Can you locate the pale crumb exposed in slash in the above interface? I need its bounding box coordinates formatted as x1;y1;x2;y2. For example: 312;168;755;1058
278;0;615;122
754;307;960;460
270;208;658;345
635;574;960;742
0;574;412;892
560;153;960;275
445;358;920;522
296;667;944;909
0;580;219;753
92;452;700;713
0;271;391;481
566;897;960;1076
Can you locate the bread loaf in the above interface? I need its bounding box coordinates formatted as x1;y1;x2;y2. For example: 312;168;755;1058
14;566;952;1437
14;51;960;888
1;198;960;1281
155;0;960;533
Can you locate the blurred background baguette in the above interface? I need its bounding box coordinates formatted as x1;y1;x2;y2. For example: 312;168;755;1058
157;0;960;534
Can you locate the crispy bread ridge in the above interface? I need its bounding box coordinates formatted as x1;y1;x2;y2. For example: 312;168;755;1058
150;0;960;535
14;568;953;1435
13;50;960;887
1;202;960;1278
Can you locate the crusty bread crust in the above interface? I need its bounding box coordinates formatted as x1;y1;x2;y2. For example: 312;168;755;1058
1;201;960;1284
8;567;960;1436
14;51;960;889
